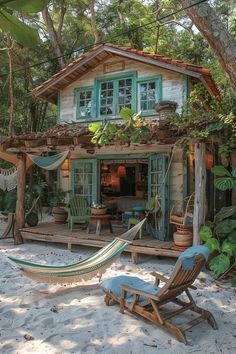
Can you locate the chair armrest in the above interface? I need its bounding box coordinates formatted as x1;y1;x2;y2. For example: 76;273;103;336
120;284;160;301
150;272;169;285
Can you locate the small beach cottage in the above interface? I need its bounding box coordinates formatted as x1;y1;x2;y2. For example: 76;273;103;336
32;44;220;239
1;44;220;245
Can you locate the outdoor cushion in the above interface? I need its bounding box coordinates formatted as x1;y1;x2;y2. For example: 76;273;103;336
100;275;159;303
179;245;210;270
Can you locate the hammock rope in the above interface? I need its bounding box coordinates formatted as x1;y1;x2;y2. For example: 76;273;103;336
8;218;146;284
0;166;17;191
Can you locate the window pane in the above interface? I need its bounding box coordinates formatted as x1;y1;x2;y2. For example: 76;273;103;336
77;89;93;118
141;101;147;110
100;81;114;115
149;100;155;110
86;91;92;99
118;77;133;111
139;81;156;111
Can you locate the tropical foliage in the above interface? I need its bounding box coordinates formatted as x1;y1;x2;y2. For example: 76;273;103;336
89;108;151;145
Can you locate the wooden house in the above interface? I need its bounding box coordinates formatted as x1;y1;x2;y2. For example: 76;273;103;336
32;44;219;238
1;44;220;252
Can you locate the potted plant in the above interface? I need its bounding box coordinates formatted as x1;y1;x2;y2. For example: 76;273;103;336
50;188;68;223
155;100;178;113
91;202;107;215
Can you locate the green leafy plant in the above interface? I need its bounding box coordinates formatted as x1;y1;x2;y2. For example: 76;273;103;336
0;0;50;48
200;207;236;285
89;108;151;146
49;188;67;208
211;165;236;190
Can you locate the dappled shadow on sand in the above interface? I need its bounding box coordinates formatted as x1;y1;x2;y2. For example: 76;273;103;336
0;240;236;353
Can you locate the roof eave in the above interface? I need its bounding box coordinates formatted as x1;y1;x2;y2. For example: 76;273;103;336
31;45;208;103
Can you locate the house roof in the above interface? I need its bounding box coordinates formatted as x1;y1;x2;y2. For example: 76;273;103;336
31;43;220;104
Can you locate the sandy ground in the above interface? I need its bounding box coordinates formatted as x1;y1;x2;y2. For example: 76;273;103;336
0;220;236;354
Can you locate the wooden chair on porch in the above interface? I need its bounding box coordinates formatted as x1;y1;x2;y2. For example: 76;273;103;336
170;193;195;231
65;196;90;231
100;245;218;344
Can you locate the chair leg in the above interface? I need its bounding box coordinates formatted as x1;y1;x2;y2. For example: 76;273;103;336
162;321;188;345
192;305;218;330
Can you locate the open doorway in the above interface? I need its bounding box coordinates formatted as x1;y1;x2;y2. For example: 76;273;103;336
100;159;148;200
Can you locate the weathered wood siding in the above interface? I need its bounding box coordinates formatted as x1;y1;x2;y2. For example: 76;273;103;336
59;56;186;123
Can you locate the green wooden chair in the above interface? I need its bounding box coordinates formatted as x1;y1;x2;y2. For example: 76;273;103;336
65;196;91;231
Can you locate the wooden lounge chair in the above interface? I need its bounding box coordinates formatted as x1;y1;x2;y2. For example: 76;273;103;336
65;196;90;231
100;245;218;344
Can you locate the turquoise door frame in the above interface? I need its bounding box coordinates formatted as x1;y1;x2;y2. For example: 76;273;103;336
70;153;170;236
148;154;170;241
70;159;98;205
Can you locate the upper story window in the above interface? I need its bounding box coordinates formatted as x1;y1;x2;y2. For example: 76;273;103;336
138;76;162;114
97;72;136;118
75;87;93;120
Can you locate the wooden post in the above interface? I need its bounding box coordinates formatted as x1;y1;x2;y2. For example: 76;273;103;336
193;143;206;245
15;153;26;245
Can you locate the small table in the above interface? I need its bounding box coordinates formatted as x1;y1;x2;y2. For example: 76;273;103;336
87;214;113;235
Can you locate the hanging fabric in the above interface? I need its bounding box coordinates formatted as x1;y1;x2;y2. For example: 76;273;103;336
0;166;18;191
27;151;69;171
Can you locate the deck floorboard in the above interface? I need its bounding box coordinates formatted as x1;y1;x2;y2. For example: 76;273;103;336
20;222;181;262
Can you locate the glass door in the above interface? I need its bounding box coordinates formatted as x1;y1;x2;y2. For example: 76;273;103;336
148;154;169;240
71;159;97;205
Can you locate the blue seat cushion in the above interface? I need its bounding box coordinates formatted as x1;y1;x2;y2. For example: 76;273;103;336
100;275;159;303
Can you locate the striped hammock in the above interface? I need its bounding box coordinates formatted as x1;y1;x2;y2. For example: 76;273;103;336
8;218;146;284
27;151;69;171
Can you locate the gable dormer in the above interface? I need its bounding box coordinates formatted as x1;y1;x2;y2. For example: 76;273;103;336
31;44;220;124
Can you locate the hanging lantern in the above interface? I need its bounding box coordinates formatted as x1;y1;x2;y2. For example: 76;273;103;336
205;152;213;170
101;163;110;173
117;164;126;177
60;158;70;171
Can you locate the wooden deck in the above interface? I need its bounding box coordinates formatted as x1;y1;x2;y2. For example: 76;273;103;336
20;222;181;263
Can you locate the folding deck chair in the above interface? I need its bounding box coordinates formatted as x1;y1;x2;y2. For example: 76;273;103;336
100;245;218;344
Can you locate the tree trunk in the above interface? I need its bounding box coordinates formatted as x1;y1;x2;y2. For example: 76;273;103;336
180;0;236;94
6;33;14;137
42;7;66;69
89;0;101;44
193;143;206;245
15;153;26;245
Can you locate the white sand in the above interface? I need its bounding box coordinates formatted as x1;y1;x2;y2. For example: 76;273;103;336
0;221;236;354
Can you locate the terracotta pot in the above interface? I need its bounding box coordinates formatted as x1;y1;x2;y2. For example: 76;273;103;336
173;230;193;247
52;206;68;224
